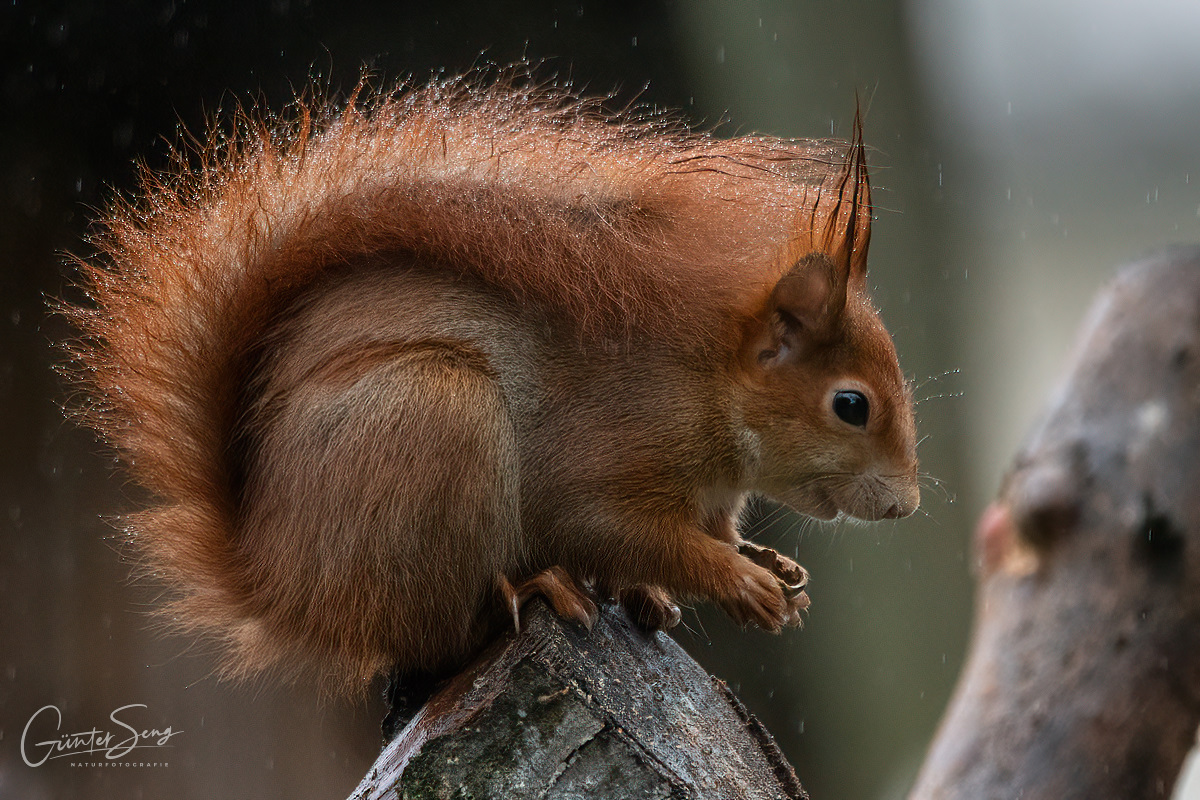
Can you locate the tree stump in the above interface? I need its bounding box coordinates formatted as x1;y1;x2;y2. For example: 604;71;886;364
911;246;1200;799
350;600;806;799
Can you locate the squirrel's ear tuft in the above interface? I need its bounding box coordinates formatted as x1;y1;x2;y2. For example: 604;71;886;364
825;104;871;284
792;102;872;287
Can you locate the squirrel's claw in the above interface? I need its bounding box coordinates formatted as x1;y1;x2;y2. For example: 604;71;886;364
497;575;523;634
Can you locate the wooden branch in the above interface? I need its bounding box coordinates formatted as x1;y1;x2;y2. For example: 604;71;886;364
351;600;806;799
911;246;1200;799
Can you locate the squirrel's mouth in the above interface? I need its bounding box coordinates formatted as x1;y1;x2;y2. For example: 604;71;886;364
830;475;921;522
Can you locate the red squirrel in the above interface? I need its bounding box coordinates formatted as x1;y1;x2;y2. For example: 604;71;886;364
66;75;919;692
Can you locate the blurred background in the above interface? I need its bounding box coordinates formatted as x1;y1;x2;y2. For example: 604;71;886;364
2;1;1199;798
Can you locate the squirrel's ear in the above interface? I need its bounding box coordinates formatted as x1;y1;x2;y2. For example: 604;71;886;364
768;252;849;345
753;104;870;368
748;252;849;371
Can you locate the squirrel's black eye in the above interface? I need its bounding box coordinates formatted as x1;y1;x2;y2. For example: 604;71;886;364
833;390;870;427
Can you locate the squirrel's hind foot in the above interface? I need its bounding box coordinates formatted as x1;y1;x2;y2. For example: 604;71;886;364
497;567;598;634
617;584;682;631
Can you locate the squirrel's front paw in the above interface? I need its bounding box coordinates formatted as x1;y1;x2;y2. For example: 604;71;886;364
716;560;788;632
738;542;810;609
721;545;810;631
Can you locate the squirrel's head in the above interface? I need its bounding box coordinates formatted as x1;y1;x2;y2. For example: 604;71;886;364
735;120;919;522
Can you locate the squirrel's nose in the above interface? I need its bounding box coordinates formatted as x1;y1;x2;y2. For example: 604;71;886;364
884;485;920;519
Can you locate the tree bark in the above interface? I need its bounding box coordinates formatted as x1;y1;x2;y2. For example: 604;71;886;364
350;599;806;800
911;246;1200;799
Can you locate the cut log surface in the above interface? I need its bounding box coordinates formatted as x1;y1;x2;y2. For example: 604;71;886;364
911;246;1200;799
351;601;806;800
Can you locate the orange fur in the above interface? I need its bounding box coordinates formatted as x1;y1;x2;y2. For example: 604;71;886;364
65;73;918;692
